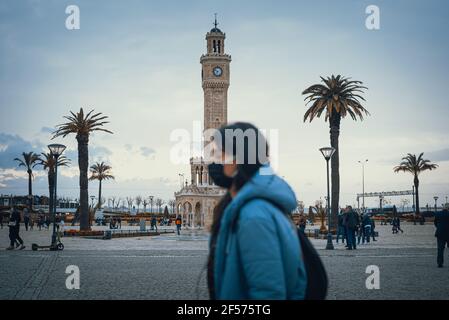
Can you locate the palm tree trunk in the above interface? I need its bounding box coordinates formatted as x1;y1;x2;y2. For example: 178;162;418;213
98;179;102;209
28;169;33;210
329;115;341;232
414;175;420;215
77;134;90;231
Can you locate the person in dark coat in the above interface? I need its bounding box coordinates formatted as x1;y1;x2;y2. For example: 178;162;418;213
151;216;158;232
434;206;449;268
370;216;377;241
6;207;25;250
360;214;372;244
336;211;346;244
345;206;359;250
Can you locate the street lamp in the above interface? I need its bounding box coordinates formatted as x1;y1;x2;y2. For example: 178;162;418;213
358;159;368;212
90;195;96;208
434;196;439;212
149;196;154;214
379;195;384;214
48;143;66;249
319;147;335;250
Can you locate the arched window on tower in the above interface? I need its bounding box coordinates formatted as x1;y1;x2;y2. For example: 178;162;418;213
212;40;217;53
217;40;221;53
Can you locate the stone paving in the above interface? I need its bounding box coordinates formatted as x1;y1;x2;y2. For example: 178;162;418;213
0;222;448;300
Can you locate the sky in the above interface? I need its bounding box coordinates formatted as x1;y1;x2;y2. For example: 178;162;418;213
0;0;448;209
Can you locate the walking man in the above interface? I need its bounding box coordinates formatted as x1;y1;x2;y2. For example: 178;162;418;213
6;207;25;250
434;205;449;268
298;213;307;234
345;206;359;250
23;207;30;231
336;211;346;244
175;215;182;235
151;216;158;232
371;216;377;241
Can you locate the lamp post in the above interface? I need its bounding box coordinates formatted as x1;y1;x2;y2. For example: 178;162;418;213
319;147;335;250
149;196;154;214
358;159;368;212
48;143;66;248
90;195;95;208
379;195;384;214
434;196;439;212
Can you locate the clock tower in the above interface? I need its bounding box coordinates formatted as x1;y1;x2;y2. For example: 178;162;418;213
174;16;230;230
200;16;231;135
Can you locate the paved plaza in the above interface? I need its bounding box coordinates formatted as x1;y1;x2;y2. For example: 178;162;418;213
0;222;448;300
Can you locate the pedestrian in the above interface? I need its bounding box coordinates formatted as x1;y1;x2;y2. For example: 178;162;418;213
370;216;377;241
336;211;346;244
434;205;449;268
298;213;307;234
59;218;65;238
175;215;182;235
23;207;30;231
357;214;365;245
6;207;25;250
392;217;403;234
151;216;158;232
362;214;372;244
420;215;426;225
38;214;44;231
118;217;122;229
345;206;358;250
207;122;308;299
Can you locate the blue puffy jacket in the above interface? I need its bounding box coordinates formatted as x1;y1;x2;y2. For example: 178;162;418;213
212;165;307;299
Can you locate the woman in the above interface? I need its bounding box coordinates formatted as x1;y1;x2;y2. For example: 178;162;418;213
207;122;307;300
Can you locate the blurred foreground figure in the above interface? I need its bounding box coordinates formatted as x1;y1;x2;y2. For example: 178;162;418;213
434;205;449;268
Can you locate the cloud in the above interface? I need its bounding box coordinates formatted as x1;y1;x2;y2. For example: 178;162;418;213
63;145;112;164
0;132;45;169
140;146;156;158
40;126;54;134
124;144;133;152
425;148;449;162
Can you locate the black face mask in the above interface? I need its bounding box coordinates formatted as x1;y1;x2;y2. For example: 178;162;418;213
208;163;234;189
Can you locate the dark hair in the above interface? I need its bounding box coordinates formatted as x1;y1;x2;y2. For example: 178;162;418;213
207;122;269;299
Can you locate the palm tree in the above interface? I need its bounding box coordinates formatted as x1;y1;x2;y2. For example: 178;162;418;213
89;162;114;210
393;153;438;217
40;153;70;217
14;152;41;209
52;108;112;231
302;75;369;229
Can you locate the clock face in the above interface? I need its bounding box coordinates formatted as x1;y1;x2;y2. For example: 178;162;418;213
213;66;222;77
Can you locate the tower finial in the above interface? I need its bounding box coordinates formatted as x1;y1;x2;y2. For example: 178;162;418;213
214;13;218;28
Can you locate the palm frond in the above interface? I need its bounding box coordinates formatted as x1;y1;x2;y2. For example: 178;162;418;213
302;75;369;123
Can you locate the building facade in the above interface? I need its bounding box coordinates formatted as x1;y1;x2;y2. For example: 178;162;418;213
174;19;231;229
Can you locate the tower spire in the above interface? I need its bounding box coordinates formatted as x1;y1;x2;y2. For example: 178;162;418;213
214;13;218;28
